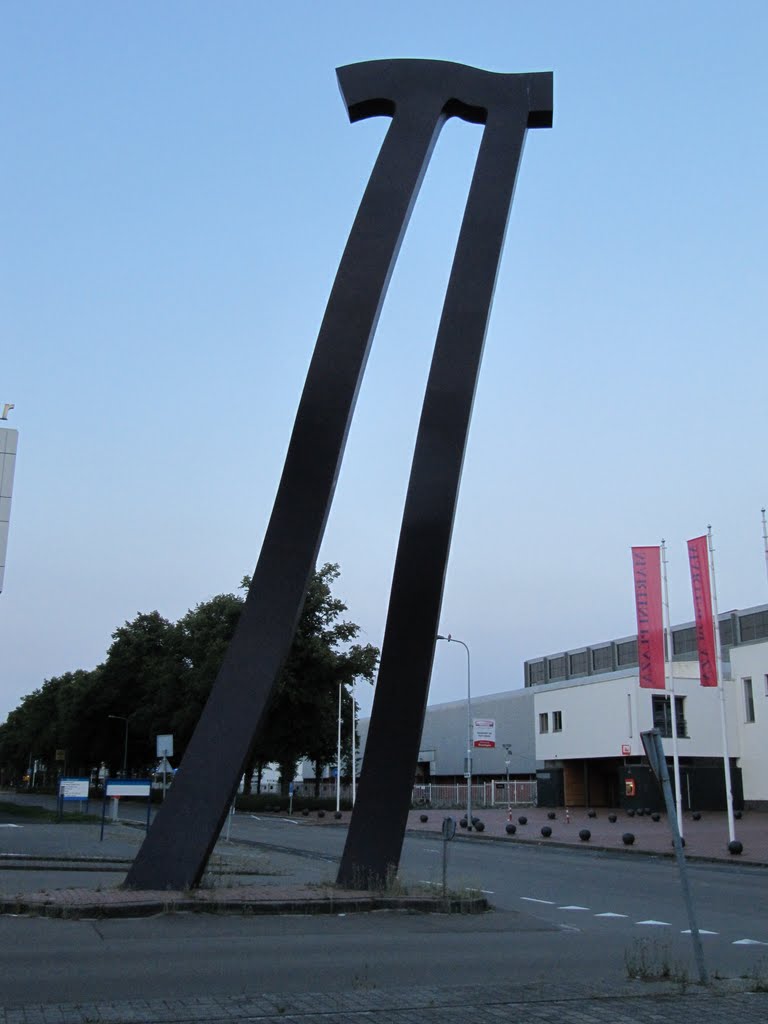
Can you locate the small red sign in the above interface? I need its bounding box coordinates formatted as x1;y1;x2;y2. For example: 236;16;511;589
621;744;631;756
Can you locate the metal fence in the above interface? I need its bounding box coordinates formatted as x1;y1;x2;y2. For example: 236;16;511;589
411;780;537;809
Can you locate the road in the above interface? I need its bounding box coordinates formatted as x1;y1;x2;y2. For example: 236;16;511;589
1;812;766;1010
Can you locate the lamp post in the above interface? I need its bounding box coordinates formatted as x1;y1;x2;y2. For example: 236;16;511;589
503;742;513;817
437;634;472;830
108;715;129;777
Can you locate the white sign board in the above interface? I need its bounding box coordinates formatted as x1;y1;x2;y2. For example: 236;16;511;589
106;780;151;798
156;734;174;757
59;777;89;800
473;718;496;748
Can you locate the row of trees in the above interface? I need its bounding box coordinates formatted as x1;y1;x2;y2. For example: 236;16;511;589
0;564;379;793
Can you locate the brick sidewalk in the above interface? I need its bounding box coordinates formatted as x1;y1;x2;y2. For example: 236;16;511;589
2;980;766;1024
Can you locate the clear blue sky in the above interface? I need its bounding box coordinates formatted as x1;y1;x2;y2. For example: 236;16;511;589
2;1;767;724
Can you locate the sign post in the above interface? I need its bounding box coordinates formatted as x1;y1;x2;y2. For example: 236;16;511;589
101;780;152;841
640;728;708;985
441;816;456;897
156;735;173;800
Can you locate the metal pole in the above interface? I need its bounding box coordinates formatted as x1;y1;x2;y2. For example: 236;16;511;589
707;527;736;843
661;540;684;834
642;729;709;986
762;508;768;587
351;678;357;807
336;682;342;813
437;634;472;827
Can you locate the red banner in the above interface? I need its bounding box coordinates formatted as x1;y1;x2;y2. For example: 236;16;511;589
687;535;718;687
631;546;666;689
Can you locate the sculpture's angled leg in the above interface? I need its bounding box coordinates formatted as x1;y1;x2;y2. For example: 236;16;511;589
125;61;477;892
338;71;553;888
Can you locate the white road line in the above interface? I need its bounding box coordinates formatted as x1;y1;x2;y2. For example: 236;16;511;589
595;912;628;918
558;905;589;911
279;818;299;825
0;824;23;829
250;815;262;821
681;929;718;936
637;920;671;927
733;938;768;945
520;897;555;905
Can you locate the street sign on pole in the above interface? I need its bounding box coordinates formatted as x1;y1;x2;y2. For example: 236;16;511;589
640;728;709;986
156;735;173;757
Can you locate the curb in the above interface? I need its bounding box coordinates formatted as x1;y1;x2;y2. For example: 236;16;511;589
0;892;489;920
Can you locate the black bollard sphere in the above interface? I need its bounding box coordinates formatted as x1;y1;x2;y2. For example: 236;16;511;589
541;825;552;838
692;812;701;821
459;817;468;829
505;823;517;835
301;809;309;816
547;811;556;820
622;832;635;845
419;814;428;823
608;813;617;823
627;808;635;817
579;829;591;841
334;811;342;819
728;840;743;855
518;816;528;825
651;813;660;822
587;809;597;818
474;821;485;832
317;810;325;818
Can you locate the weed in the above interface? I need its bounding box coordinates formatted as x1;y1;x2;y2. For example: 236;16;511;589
624;938;689;988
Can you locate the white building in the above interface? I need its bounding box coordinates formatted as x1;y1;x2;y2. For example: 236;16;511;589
526;605;768;810
0;425;18;594
355;604;768;811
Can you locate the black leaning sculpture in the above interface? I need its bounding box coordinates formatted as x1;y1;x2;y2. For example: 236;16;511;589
125;59;552;892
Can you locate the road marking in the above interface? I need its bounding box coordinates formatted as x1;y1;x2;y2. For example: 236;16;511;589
279;818;299;825
0;824;23;829
559;905;589;911
595;912;628;918
733;938;768;946
521;897;555;905
681;929;718;935
250;815;262;821
637;920;671;927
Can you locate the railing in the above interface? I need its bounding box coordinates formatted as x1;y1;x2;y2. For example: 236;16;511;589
411;780;537;809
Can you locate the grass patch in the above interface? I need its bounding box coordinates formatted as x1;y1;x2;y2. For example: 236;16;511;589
0;801;99;824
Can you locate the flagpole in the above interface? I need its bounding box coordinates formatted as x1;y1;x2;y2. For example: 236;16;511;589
661;540;683;835
761;509;768;587
351;678;357;807
707;526;736;843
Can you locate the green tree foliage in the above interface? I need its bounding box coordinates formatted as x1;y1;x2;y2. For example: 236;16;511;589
0;565;378;790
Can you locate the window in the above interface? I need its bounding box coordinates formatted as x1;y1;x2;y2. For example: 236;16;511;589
552;710;562;732
527;661;546;685
617;639;638;667
765;674;768;698
569;652;588;676
743;678;755;723
651;694;688;738
719;618;734;649
739;610;768;643
548;656;566;681
539;712;549;734
672;627;698;656
592;646;613;672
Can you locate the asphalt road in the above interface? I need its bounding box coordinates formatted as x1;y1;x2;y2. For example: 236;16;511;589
2;811;767;1009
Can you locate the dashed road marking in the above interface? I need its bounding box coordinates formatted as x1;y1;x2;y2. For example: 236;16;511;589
520;897;555;905
595;912;628;918
279;818;299;825
682;929;718;935
559;905;589;911
733;938;768;945
637;920;671;927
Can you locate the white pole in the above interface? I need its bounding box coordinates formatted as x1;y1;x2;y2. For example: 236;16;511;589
707;526;736;843
661;540;684;836
336;682;342;813
762;509;768;587
351;678;357;807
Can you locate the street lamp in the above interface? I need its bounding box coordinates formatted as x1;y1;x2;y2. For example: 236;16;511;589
436;633;472;831
108;715;130;777
503;742;513;818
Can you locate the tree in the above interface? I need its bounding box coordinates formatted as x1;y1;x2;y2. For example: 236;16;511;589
0;563;378;791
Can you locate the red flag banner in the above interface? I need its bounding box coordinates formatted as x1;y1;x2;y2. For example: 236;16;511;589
687;535;718;687
631;546;665;689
